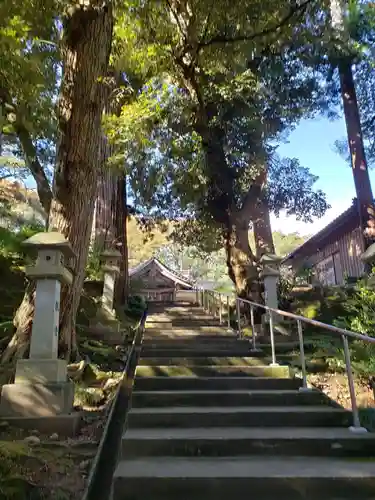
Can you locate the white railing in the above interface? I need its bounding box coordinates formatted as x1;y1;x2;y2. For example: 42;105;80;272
195;287;374;433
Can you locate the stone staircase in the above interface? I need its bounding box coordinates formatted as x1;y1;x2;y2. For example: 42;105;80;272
112;302;375;499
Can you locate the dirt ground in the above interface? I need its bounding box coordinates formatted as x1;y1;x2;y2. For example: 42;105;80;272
0;409;107;500
308;372;375;409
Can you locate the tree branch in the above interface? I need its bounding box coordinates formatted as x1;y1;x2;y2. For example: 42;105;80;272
0;88;52;215
199;0;312;49
14;122;52;215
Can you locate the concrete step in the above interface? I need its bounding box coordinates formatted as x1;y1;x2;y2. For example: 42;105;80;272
142;334;242;343
131;389;328;408
135;364;290;378
138;355;305;366
145;323;172;330
140;348;262;358
127;406;352;428
134;376;303;391
138;356;270;367
143;330;232;339
113;456;375;499
122;427;375;458
141;341;311;353
171;319;223;325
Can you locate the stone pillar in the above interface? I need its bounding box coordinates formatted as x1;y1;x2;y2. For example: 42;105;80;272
259;254;282;323
90;249;122;340
0;232;79;431
101;249;121;313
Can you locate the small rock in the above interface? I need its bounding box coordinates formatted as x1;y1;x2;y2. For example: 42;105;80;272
30;429;40;436
49;433;59;440
103;378;119;391
79;459;91;471
24;435;40;446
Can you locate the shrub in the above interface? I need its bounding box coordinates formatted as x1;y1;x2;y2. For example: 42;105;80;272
124;295;146;319
334;278;375;337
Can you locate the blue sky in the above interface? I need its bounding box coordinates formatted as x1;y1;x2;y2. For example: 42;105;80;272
271;116;375;235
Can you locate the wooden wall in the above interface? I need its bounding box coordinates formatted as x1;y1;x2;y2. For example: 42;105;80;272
292;227;365;283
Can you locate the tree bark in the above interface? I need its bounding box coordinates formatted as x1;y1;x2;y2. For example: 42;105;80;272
339;60;375;247
251;166;275;258
114;174;129;307
253;201;275;257
225;216;263;324
330;0;375;248
92;135;117;250
2;1;114;364
225;217;259;297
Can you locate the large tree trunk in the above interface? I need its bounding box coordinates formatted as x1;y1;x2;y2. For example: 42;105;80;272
330;0;375;248
253;201;275;258
225;216;263;325
339;60;375;246
114;174;129;307
225;217;259;298
92;71;129;306
250;166;275;258
2;1;114;364
93;136;117;250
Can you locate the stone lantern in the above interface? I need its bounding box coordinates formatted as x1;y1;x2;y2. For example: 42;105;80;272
259;253;283;321
100;248;121;313
89;248;122;341
0;232;79;432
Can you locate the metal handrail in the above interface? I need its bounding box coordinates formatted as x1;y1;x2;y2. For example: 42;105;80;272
196;287;370;433
81;310;147;500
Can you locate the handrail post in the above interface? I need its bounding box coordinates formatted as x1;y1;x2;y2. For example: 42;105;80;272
227;295;231;332
250;305;259;352
297;320;311;392
342;334;367;433
269;311;278;366
236;297;242;339
219;293;222;324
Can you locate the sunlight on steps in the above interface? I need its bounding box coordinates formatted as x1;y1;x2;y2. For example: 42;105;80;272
111;301;375;500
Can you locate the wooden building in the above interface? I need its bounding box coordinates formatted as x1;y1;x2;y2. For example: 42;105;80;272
282;201;365;285
129;257;193;302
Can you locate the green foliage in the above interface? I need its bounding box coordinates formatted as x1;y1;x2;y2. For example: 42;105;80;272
74;384;105;407
109;0;333;261
0;224;42;263
124;295;146;319
292;286;348;326
272;231;308;257
332;1;375;166
359;408;375;431
0;0;58;186
291;278;375;379
334;278;375;335
85;244;103;281
0;441;41;500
